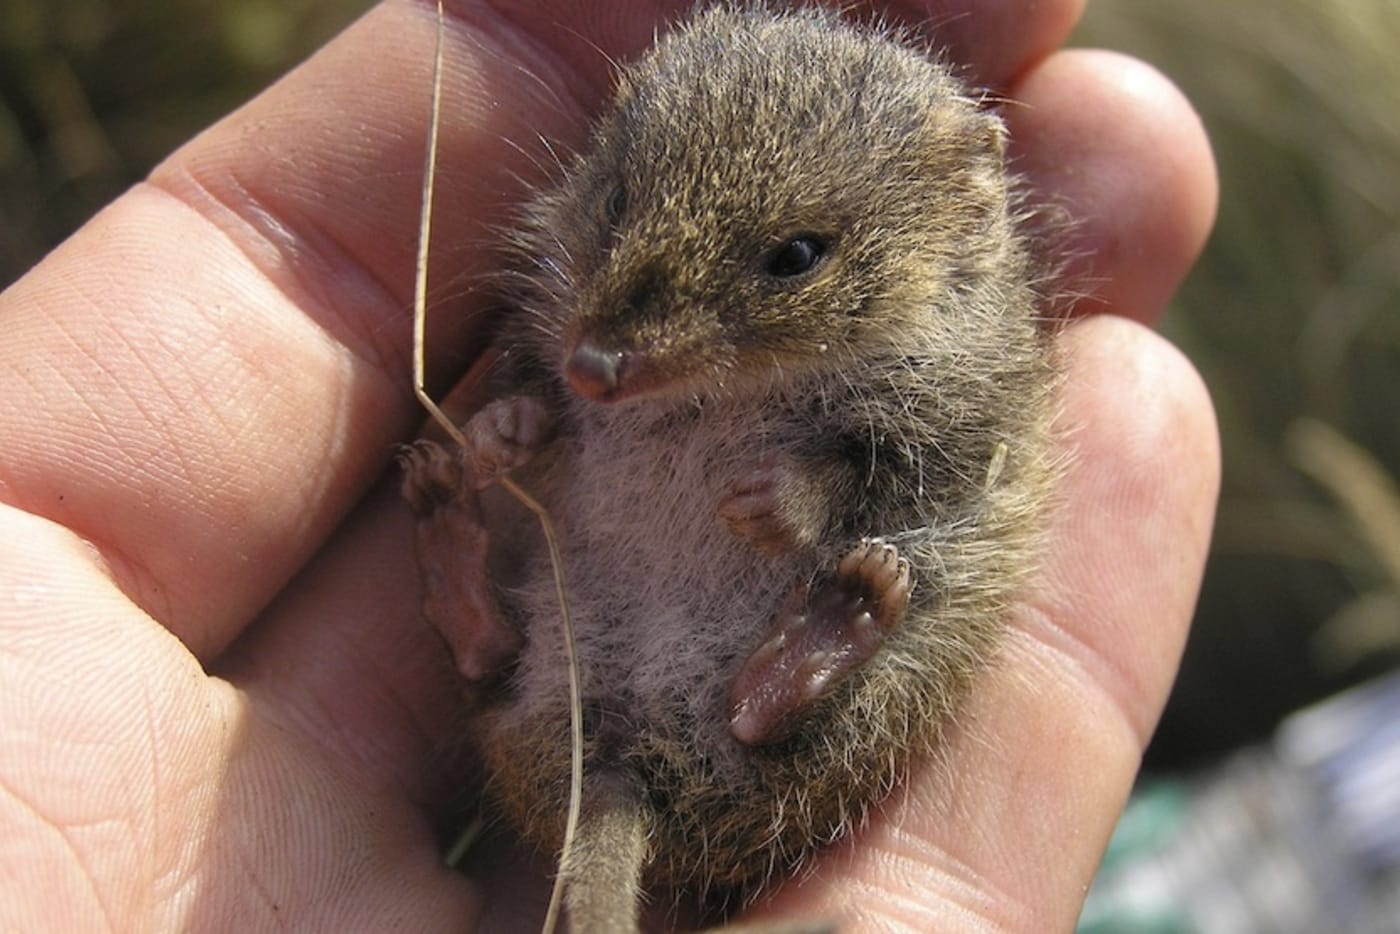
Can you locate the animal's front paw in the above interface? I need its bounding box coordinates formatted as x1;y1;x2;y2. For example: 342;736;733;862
728;538;911;745
717;457;819;555
463;395;554;489
399;438;463;515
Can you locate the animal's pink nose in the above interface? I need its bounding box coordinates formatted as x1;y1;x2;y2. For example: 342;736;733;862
566;338;627;401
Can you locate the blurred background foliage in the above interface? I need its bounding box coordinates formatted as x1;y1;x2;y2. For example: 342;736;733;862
0;0;367;278
1074;0;1400;767
1;0;1397;769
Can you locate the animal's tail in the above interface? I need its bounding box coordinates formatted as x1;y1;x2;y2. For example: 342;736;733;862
560;769;653;933
557;769;836;933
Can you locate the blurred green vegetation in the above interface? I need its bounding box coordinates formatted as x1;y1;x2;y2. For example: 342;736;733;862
0;0;368;282
2;0;1397;765
1076;0;1400;765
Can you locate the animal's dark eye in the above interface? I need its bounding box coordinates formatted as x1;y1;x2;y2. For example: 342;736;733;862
605;185;627;226
766;236;827;278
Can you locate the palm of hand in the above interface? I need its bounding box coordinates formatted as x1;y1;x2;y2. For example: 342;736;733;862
0;1;1217;930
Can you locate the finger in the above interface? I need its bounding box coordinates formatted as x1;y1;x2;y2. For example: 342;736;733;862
744;314;1219;930
877;0;1087;87
209;477;471;808
0;505;479;930
479;0;1085;93
0;0;1087;664
1007;49;1219;322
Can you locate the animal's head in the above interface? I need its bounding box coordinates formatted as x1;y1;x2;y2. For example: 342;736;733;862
519;6;1017;406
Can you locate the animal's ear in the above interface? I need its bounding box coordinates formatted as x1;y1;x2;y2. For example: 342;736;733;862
946;99;1009;162
915;92;1009;170
982;112;1009;160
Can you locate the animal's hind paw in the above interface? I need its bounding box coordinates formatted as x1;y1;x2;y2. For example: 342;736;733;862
728;539;911;745
399;439;523;681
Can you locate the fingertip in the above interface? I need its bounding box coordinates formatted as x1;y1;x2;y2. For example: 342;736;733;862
1008;49;1219;322
1060;312;1221;539
1046;313;1220;739
921;0;1088;88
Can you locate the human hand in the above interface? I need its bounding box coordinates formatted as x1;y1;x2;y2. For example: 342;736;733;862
0;1;1216;930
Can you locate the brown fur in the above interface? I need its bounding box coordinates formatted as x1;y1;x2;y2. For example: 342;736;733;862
407;4;1058;927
